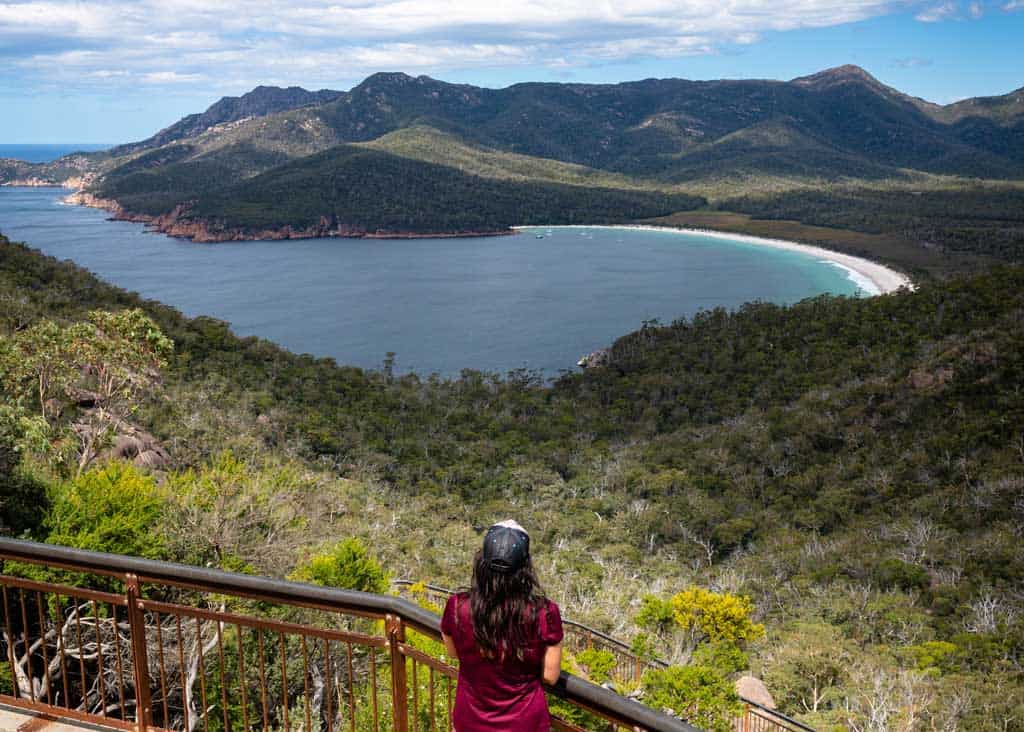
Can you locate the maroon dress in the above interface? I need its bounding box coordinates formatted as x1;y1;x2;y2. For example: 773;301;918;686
441;592;563;731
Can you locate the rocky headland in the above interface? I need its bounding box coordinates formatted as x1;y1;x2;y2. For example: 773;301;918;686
64;190;513;242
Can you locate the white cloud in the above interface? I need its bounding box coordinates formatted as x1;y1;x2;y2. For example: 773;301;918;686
1003;0;1023;9
915;1;958;20
968;1;984;16
141;71;205;84
0;0;926;95
0;2;120;37
892;56;934;67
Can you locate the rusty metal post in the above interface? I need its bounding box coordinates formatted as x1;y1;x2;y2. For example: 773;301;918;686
125;574;153;732
387;614;409;732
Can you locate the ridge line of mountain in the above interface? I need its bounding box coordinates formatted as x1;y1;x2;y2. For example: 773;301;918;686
2;63;1021;262
114;64;1024;154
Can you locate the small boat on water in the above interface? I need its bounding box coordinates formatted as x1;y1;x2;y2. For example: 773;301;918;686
535;234;545;239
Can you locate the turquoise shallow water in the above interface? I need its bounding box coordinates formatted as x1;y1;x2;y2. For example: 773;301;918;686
0;187;863;376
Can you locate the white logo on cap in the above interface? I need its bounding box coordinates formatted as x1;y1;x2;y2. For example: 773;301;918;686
492;519;528;537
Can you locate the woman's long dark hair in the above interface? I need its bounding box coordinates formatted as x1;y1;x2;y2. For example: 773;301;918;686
469;550;545;659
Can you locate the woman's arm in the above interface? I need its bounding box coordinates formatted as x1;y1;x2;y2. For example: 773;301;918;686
542;643;562;685
442;632;458;661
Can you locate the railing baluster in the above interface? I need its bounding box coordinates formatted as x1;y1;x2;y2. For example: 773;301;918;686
51;593;71;709
91;599;107;716
369;646;379;732
445;676;452;728
280;632;290;732
238;624;250;731
411;659;419;732
195;616;210;732
301;634;312;732
18;589;35;704
110;604;128;719
346;641;356;732
154;610;169;726
428;665;436;732
175;615;190;732
33;592;52;706
216;618;229;732
324;638;333;732
73;596;88;709
257;628;270;731
1;586;18;701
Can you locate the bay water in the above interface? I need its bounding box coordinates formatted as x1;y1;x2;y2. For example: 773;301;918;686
0;187;863;377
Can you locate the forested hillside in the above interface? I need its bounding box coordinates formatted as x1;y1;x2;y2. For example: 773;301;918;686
1;233;1021;729
96;144;703;237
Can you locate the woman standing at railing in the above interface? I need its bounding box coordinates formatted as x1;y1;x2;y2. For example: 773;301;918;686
441;520;564;731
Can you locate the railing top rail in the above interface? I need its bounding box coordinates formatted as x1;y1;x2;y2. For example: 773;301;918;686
0;537;699;732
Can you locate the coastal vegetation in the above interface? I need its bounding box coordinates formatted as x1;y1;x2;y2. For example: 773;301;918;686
97;144;703;237
1;231;1022;729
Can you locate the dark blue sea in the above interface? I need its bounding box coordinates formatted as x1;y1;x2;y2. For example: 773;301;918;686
0;144;111;163
0;187;866;377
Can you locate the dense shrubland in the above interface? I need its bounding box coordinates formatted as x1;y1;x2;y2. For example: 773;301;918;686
1;233;1022;730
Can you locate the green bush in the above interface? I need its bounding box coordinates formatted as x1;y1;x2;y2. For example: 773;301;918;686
711;517;756;551
573;648;618;684
904;640;959;674
289;538;388;593
692;642;749;676
873;559;930;592
642;664;742;732
630;632;660;662
46;462;167;559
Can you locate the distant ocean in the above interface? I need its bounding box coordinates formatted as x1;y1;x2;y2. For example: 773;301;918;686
0;144;111;163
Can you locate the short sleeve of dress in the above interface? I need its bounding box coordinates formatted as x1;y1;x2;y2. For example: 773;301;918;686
538;600;563;645
441;594;458;637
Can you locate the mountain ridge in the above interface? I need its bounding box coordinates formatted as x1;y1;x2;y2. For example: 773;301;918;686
110;64;1024;160
108;85;345;155
3;65;1021;250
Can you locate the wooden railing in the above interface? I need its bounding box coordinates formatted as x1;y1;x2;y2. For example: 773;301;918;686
392;581;815;732
0;538;698;732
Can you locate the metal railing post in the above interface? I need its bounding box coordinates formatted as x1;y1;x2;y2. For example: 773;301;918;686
387;613;410;732
125;573;153;732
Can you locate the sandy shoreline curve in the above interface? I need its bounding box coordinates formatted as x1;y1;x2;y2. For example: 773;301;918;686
514;224;914;296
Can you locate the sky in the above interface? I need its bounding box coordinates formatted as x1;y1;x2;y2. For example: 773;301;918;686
1;0;1022;144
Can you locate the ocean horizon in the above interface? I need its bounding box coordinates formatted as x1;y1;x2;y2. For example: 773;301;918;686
0;143;111;163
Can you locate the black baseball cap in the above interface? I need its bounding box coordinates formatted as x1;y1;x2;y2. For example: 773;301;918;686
483;520;530;574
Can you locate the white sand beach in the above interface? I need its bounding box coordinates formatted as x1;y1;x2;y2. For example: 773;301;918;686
515;224;914;296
